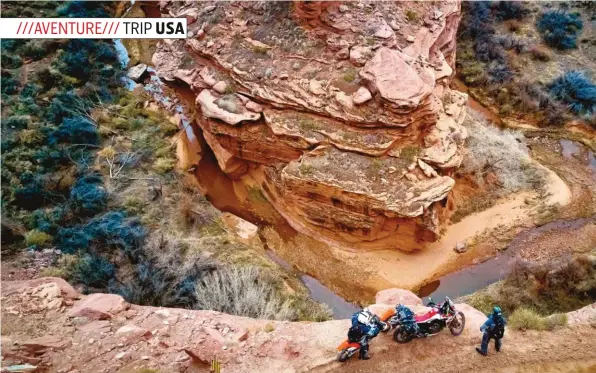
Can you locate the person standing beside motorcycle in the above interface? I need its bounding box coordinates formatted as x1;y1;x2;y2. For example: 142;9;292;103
396;304;423;337
348;308;382;360
476;306;506;356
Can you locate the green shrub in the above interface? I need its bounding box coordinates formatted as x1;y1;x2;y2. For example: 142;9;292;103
1;71;20;95
247;186;268;203
263;323;275;332
299;164;314;177
3;115;31;130
509;308;547;330
18;128;45;145
39;267;67;278
548;71;596;117
1;53;23;68
406;10;419;22
343;70;356;82
110;234;217;308
152;157;176;174
24;229;53;247
71;254;115;290
69;174;108;216
537;10;583;50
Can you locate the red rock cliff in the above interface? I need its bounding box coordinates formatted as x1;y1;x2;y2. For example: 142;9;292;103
152;1;467;251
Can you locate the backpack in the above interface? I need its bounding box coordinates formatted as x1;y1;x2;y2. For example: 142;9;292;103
492;317;505;339
348;325;365;342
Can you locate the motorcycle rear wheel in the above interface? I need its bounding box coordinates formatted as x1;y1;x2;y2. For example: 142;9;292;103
393;328;414;344
337;349;355;362
449;311;466;336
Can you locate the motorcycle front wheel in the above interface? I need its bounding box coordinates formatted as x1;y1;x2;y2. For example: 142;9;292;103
449;311;466;336
337;349;355;362
381;321;391;333
393;328;414;344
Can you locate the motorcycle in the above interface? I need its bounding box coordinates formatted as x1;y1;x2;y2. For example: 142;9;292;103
388;296;465;343
336;310;393;362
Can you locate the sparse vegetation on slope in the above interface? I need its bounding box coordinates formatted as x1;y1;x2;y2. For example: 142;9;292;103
462;250;596;316
1;1;330;321
195;266;331;321
457;1;595;128
452;116;547;222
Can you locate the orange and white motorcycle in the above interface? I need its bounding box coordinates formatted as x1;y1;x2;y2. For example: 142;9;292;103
336;309;393;362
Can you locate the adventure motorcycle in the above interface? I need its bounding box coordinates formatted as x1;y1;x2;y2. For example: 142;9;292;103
336;310;392;362
388;296;465;343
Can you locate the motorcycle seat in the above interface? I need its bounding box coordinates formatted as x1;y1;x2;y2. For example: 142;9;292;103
415;310;438;322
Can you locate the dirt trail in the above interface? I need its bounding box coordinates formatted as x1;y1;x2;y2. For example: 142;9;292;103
2;279;595;373
344;160;572;291
314;326;596;373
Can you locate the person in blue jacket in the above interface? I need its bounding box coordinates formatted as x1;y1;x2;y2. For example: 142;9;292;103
348;308;381;360
476;306;506;356
396;304;423;337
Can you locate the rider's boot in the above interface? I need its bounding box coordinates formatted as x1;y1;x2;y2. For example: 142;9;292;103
476;347;487;356
359;346;371;360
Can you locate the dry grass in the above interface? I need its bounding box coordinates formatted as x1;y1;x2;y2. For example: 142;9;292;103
529;45;553;61
509;308;567;330
461;116;547;195
195;266;295;320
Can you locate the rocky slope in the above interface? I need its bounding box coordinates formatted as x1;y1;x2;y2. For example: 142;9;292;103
150;0;468;251
2;278;595;373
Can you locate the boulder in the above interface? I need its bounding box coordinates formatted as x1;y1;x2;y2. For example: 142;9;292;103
373;19;395;39
418;159;438;178
375;288;422;306
115;324;152;343
360;47;433;107
335;91;353;109
220;213;259;243
7;277;79;301
336;47;350;60
213;81;228;94
245;101;263;113
69;293;129;320
199;67;217;87
127;64;148;82
196;90;261;125
349;46;372;67
352;87;372;105
454;241;467;253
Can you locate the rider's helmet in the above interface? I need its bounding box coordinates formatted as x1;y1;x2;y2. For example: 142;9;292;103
358;309;374;325
493;306;502;317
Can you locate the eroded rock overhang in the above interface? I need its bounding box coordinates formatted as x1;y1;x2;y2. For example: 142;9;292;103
151;0;467;251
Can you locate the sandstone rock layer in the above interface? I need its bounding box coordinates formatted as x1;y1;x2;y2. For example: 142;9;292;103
152;1;467;251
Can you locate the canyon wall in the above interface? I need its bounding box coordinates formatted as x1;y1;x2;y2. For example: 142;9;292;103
153;0;467;251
